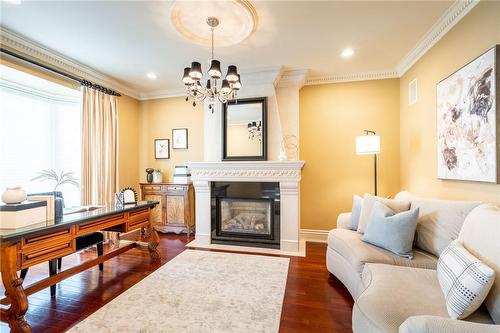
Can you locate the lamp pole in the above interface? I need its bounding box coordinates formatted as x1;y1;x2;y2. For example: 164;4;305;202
374;153;378;196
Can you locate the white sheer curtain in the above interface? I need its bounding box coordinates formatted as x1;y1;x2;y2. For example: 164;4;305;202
81;86;119;244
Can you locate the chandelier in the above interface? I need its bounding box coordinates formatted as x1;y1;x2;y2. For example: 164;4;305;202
182;17;241;111
248;121;262;141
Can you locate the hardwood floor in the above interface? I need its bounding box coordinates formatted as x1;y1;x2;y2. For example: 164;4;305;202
0;234;353;333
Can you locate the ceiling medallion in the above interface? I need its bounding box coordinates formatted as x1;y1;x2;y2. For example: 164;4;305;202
182;17;242;110
170;0;257;47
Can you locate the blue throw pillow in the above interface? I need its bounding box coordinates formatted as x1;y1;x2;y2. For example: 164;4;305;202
361;201;419;259
348;195;363;230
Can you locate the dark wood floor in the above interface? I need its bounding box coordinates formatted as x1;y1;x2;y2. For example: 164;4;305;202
0;234;353;333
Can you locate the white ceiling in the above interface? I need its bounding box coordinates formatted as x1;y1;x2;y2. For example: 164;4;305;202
0;1;453;97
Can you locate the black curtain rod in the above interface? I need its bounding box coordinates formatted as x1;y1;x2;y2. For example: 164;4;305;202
0;48;121;96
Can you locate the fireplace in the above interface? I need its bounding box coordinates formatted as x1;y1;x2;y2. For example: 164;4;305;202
211;182;280;248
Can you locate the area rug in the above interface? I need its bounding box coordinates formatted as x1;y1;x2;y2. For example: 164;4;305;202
68;250;290;333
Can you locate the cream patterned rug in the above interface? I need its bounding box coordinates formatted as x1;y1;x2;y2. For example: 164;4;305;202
68;250;290;333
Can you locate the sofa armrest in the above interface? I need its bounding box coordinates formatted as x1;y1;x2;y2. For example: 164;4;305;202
336;212;352;229
400;315;500;333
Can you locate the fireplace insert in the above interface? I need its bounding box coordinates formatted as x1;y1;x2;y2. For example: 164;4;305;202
211;182;280;248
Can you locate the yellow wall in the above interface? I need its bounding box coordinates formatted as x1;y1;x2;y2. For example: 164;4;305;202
400;1;500;204
138;97;204;182
117;95;141;191
299;79;401;230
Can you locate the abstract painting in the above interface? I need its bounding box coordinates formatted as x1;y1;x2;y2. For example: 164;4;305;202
437;46;499;183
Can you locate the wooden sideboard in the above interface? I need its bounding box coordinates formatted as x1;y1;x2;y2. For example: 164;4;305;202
139;183;195;236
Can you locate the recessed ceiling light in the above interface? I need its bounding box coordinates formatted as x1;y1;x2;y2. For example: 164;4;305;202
341;48;355;58
147;72;157;80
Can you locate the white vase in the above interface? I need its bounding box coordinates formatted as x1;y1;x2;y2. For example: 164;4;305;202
1;186;27;204
152;170;163;183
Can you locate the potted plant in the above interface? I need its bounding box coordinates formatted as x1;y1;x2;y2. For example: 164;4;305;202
31;170;79;219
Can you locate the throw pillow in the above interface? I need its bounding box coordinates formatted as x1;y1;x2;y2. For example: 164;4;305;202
437;240;495;320
348;195;363;230
357;194;411;233
361;201;419;259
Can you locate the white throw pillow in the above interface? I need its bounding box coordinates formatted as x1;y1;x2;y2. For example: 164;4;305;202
437;240;495;320
357;194;410;233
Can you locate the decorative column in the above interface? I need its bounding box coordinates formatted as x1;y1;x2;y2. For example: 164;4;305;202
279;181;300;252
192;180;211;245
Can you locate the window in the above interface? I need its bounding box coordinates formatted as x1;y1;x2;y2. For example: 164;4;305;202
0;65;82;207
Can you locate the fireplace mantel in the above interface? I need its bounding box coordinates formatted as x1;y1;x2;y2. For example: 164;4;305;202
185;160;305;255
185;161;305;182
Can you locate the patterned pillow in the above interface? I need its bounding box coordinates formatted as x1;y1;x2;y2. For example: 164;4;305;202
437;240;495;319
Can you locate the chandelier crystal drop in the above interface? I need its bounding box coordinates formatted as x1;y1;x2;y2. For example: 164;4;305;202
182;17;241;112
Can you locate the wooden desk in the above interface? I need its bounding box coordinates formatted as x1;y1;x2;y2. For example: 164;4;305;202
0;201;160;333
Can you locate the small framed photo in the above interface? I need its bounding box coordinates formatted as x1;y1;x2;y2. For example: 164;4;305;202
155;139;170;159
172;128;188;149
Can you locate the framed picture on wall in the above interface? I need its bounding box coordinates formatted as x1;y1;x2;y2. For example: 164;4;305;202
436;45;499;183
155;139;170;159
172;128;188;149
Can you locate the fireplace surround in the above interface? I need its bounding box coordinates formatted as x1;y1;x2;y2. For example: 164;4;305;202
185;161;305;254
211;182;280;248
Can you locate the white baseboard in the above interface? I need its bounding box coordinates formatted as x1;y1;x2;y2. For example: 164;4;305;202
300;228;330;243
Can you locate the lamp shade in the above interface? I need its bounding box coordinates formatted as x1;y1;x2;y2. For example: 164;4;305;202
182;67;193;85
226;65;238;83
232;74;241;90
208;60;222;79
356;135;380;155
189;62;203;80
221;79;231;94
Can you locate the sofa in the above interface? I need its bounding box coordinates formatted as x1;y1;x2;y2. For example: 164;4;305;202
326;192;500;332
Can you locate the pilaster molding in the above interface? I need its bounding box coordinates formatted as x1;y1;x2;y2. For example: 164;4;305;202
0;26;139;99
396;0;479;76
279;181;300;194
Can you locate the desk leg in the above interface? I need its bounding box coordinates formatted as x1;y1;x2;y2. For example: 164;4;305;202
0;244;31;333
146;211;161;263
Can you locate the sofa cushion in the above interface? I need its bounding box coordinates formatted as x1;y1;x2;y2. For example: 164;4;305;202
437;240;495;319
400;195;480;257
348;194;363;230
327;229;437;277
459;204;500;324
362;202;419;259
353;264;494;333
357;194;411;233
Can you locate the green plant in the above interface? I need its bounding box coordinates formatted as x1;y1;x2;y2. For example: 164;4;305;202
31;170;79;191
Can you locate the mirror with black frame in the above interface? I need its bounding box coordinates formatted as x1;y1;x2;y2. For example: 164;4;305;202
222;97;267;161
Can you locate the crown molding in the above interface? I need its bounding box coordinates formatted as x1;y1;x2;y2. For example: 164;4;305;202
396;0;479;76
0;26;140;99
276;69;309;88
305;70;398;86
0;0;478;99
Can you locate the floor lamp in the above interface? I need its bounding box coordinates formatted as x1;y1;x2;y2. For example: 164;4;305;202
356;130;381;196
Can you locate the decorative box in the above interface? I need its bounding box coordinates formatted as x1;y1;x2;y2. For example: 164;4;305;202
0;201;47;229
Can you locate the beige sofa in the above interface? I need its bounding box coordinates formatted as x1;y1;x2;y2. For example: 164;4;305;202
326;193;500;332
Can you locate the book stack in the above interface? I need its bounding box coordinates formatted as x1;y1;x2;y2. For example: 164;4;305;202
173;165;192;184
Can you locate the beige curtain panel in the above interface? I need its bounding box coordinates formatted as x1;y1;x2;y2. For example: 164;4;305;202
81;86;119;205
81;86;119;244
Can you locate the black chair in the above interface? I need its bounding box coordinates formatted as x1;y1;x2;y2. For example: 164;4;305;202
20;232;104;297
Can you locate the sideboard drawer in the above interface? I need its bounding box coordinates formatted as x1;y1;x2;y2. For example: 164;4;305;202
142;185;162;192
166;185;186;193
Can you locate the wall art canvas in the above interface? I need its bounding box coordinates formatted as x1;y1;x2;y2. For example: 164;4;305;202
437;46;499;183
